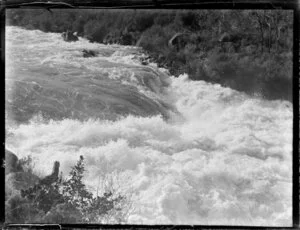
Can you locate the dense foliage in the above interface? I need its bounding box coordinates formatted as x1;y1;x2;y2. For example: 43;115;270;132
6;9;293;101
6;156;129;223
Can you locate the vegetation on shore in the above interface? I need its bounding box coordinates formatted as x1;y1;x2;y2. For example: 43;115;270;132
6;9;293;101
6;155;131;223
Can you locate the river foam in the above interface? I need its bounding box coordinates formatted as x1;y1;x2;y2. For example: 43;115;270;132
5;26;293;226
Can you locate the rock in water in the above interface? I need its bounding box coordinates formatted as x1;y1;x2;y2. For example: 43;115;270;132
62;31;79;42
82;49;97;58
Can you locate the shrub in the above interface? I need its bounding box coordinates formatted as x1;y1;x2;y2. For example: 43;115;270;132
72;18;86;36
133;12;155;32
5;193;46;223
6;156;129;223
154;12;175;26
83;20;109;42
138;25;168;54
180;11;200;31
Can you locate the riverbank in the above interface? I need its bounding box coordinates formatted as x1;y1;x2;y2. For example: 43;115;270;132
6;9;293;101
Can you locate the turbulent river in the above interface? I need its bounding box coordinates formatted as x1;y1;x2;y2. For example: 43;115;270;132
5;26;293;226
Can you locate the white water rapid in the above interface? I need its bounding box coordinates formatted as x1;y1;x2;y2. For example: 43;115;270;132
5;26;293;226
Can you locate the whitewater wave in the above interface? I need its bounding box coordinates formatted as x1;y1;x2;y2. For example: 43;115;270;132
5;26;293;226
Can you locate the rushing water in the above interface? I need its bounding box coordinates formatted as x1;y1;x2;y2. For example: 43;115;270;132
5;26;293;226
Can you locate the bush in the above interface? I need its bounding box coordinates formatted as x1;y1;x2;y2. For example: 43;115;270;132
154;12;175;26
180;11;200;31
202;50;292;100
133;12;155;32
82;19;108;42
138;25;168;54
5;193;42;223
6;156;130;223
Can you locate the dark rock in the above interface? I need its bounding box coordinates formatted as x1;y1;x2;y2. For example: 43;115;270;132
5;149;23;175
82;49;98;58
141;60;148;65
62;31;79;42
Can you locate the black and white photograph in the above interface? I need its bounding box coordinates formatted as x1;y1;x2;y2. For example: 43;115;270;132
4;6;294;226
